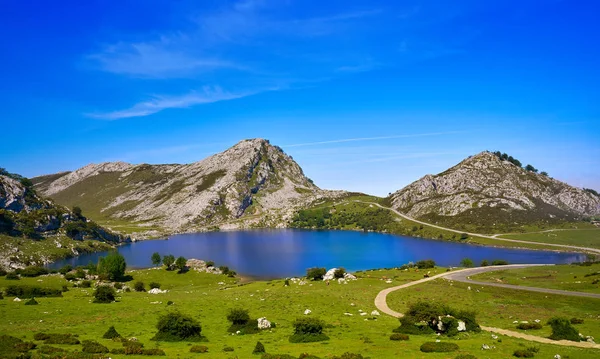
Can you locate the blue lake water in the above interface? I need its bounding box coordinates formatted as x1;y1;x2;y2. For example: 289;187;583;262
50;229;585;278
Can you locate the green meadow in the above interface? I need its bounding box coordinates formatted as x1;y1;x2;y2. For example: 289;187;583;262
1;263;599;358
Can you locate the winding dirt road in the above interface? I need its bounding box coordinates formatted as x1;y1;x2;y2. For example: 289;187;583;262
374;264;600;349
356;201;600;255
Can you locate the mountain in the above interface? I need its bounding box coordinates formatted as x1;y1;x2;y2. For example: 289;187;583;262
0;170;126;269
33;139;341;237
387;151;600;232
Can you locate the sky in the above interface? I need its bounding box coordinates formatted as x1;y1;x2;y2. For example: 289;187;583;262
0;0;599;196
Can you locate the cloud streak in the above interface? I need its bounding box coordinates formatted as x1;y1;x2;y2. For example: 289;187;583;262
284;131;465;148
87;86;267;120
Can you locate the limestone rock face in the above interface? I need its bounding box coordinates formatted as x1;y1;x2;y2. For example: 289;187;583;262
34;139;343;235
389;151;600;221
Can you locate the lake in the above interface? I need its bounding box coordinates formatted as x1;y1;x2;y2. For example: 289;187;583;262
50;229;585;278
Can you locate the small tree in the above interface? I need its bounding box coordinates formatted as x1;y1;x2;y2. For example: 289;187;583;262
175;256;187;273
333;268;346;279
152;312;202;341
97;252;126;281
163;254;175;270
151;252;162;267
415;260;436;269
134;281;145;292
306;267;326;281
102;326;121;339
547;317;580;341
253;341;265;354
72;206;83;218
460;258;474;268
227;308;250;325
94;286;116;303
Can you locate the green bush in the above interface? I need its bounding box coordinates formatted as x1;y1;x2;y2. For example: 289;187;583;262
570;318;584;324
114;282;123;290
395;302;480;335
517;322;542;330
331;353;365;359
306;267;326;280
38;345;66;354
289;317;329;343
38;333;80;345
253;341;265;354
460;258;474;267
134;281;146;292
0;268;6;276
206;261;215;267
333;268;346;279
152;311;203;341
0;292;3;300
547;317;580;341
420;342;459;353
58;265;73;275
64;273;76;281
19;266;49;277
93;285;116;303
149;282;161;289
79;280;92;288
103;326;121;339
61;285;69;292
81;340;109;354
455;355;478;359
261;354;296;359
14;341;36;352
142;348;166;356
394;318;435;335
5;272;19;280
389;333;409;341
167;300;174;306
190;345;209;353
223;346;234;352
491;260;509;265
284;279;290;286
415;259;436;269
480;260;489;267
24;297;38;305
289;333;330;343
5;285;62;298
227;308;250;325
513;349;534;358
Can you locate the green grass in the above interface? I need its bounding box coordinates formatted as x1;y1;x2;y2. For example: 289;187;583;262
470;263;600;293
387;277;600;342
1;266;599;358
498;229;600;249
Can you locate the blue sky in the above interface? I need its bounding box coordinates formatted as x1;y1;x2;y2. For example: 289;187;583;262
1;0;598;196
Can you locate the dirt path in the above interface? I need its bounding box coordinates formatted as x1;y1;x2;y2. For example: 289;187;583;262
356;201;600;255
374;264;600;349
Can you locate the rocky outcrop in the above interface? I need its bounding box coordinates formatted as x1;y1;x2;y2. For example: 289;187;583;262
389;151;600;221
34;139;343;235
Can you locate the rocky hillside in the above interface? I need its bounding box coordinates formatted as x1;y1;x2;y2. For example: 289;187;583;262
33;139;341;236
388;151;600;232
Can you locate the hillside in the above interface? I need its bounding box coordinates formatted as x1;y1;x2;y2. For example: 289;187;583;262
33;139;342;237
387;151;600;233
0;170;126;269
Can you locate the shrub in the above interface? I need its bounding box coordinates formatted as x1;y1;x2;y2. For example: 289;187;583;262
58;265;73;275
5;285;62;298
517;322;542;330
103;326;121;339
134;281;146;292
167;300;174;306
480;260;489;267
395;302;480;335
333;268;346;279
93;285;116;303
331;353;365;359
227;308;250;325
460;233;469;240
261;354;296;359
284;279;290;286
19;266;49;277
206;261;215;267
0;292;3;300
40;333;80;345
81;340;109;353
547;317;580;341
415;259;436;269
143;348;166;355
570;318;584;324
0;268;6;276
97;252;127;281
64;273;76;281
290;317;329;343
114;282;123;290
306;267;326;280
190;345;209;353
513;349;534;358
149;282;161;289
389;333;409;341
491;260;509;265
460;258;474;268
175;256;187;272
75;268;86;279
122;341;144;355
61;285;69;292
24;297;38;305
152;311;203;341
253;341;265;354
223;346;234;352
38;345;66;354
455;355;478;359
79;280;92;288
420;342;459;353
14;341;36;352
5;272;19;280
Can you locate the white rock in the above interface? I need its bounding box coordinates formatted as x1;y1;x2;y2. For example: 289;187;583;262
323;268;337;281
360;312;367;316
13;297;21;302
371;310;380;316
304;309;311;315
344;273;357;280
554;355;561;359
481;344;490;350
148;288;168;294
344;313;353;316
491;334;498;340
457;320;466;332
257;317;271;329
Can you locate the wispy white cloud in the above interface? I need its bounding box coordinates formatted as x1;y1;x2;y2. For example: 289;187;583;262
87;86;269;120
284;131;465;148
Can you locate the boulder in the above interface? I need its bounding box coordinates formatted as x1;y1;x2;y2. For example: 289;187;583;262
257;317;271;329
